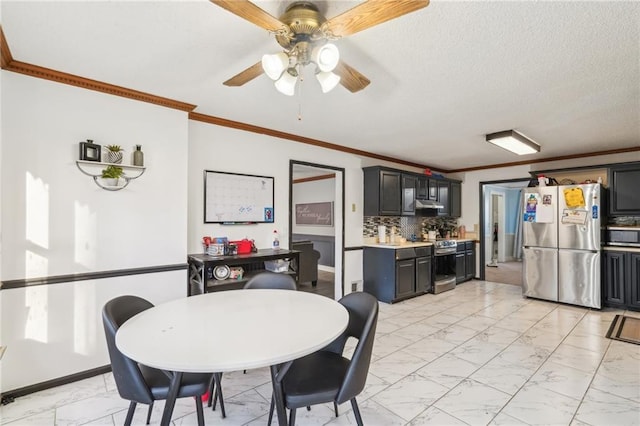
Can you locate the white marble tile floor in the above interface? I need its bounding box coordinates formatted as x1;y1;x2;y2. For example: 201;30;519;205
2;280;640;425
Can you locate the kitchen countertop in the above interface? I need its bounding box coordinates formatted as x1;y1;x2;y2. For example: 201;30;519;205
606;226;640;231
363;241;434;249
603;246;640;253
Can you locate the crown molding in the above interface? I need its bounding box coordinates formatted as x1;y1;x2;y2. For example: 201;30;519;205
448;146;640;173
0;27;195;112
188;111;442;171
2;25;635;174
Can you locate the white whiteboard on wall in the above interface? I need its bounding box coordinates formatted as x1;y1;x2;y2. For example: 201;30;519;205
204;170;274;224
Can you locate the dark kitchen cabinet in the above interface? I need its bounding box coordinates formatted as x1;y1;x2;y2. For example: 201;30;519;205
603;250;640;311
465;241;476;280
364;246;433;303
402;174;416;216
364;167;401;216
428;179;438;201
437;181;450;217
417;176;428;199
396;259;416;299
455;244;466;283
450;181;461;218
416;247;433;294
609;162;640;216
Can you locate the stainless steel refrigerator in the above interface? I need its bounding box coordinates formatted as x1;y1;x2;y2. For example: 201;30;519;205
522;183;602;308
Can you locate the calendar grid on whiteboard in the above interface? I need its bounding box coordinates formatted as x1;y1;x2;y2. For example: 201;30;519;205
204;170;274;223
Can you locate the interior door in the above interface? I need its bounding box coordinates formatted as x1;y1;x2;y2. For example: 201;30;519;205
523;247;558;302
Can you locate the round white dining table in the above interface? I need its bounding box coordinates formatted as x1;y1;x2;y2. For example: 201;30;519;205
116;289;349;426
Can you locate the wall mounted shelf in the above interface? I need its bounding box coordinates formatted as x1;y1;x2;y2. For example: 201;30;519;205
76;160;146;191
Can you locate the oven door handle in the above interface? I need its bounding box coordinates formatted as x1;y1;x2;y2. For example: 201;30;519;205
435;248;457;256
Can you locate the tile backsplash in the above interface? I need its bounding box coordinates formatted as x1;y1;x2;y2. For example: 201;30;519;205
364;216;459;240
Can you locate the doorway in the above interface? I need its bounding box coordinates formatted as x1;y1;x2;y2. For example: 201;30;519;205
479;179;530;286
289;160;345;300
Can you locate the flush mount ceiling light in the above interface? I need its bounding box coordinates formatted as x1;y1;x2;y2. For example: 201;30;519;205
215;1;430;94
485;130;541;155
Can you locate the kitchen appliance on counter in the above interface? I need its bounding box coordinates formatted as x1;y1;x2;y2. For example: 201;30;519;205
523;183;603;308
433;240;457;294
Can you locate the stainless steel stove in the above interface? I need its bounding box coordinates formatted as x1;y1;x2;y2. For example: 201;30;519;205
433;239;457;294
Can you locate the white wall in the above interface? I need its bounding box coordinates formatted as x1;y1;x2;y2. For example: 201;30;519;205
1;72;189;391
292;178;335;236
187;120;364;252
455;151;640;236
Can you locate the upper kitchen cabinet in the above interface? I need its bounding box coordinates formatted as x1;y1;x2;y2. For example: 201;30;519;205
364;166;461;217
437;180;450;216
609;162;640;216
450;181;461;218
364;167;402;216
402;174;417;216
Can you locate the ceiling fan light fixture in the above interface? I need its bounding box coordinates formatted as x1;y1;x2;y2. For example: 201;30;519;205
486;130;540;155
274;69;298;96
316;71;341;93
312;43;340;72
262;52;289;80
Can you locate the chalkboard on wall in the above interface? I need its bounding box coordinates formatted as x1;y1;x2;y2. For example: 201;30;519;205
295;202;333;226
204;170;274;224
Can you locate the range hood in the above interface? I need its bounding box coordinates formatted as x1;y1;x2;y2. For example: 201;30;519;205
415;199;444;209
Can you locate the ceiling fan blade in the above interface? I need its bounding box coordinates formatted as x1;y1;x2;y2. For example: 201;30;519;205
210;0;288;33
323;0;429;37
334;61;370;93
223;61;264;87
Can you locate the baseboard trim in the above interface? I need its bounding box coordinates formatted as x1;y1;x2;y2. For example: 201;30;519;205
1;365;111;403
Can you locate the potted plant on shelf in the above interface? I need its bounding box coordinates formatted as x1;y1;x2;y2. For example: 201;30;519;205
105;144;124;164
101;165;124;187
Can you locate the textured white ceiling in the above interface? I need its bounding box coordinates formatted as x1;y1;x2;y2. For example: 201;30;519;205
3;0;639;171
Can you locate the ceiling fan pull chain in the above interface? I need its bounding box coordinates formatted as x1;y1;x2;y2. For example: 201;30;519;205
297;70;303;121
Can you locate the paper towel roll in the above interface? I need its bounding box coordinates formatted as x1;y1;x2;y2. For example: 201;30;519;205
378;225;386;243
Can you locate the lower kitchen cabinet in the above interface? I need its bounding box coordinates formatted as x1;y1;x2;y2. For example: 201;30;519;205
603;249;640;311
465;242;476;280
456;241;476;283
456;247;466;283
364;246;433;303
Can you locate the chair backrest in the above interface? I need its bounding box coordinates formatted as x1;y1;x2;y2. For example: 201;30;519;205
244;271;297;290
333;292;378;404
102;295;155;404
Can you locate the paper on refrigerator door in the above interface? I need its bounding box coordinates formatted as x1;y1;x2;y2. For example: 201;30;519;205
561;209;588;225
563;187;586;208
523;193;554;223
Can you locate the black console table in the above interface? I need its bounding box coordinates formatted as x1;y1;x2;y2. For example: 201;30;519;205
187;249;300;296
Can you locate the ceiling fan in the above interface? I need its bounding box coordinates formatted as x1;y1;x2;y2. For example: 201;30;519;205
211;0;430;94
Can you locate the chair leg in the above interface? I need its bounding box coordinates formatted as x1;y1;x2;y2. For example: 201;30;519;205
207;376;215;407
288;408;296;426
195;395;205;426
146;401;154;424
350;398;363;426
267;396;275;426
214;373;226;418
124;401;136;426
334;401;339;417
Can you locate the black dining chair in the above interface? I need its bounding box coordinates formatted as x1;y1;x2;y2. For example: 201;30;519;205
268;291;378;426
102;295;212;426
209;271;298;415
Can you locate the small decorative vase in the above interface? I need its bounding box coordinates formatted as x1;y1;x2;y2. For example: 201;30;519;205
133;145;144;166
107;151;123;164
